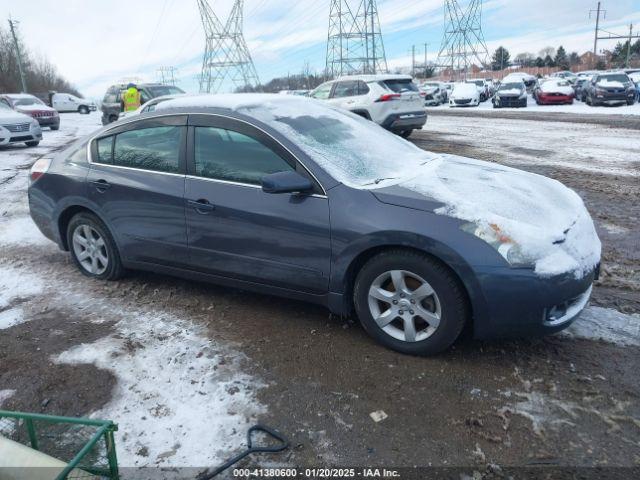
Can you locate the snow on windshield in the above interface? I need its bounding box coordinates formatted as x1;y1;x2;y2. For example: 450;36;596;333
158;94;437;186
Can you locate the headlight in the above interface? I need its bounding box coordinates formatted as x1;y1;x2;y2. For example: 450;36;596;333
30;119;40;129
461;222;534;267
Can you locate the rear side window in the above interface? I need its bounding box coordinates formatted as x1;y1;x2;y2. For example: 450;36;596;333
113;126;182;173
382;79;418;93
96;137;113;164
333;81;359;98
194;127;294;185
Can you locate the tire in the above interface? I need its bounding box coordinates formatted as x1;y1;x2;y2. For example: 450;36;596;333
25;141;40;147
109;115;118;124
78;106;89;114
67;212;124;281
400;130;413;139
51;125;60;131
353;250;469;356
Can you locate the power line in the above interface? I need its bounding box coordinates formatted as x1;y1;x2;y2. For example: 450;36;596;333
590;2;640;68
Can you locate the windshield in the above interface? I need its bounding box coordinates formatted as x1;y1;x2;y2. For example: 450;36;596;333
0;102;10;110
499;83;523;91
146;86;185;98
13;97;44;106
598;74;630;83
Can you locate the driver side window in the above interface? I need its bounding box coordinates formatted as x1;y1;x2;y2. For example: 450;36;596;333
194;127;294;185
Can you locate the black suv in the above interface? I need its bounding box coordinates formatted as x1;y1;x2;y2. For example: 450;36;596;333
584;72;636;106
100;83;185;125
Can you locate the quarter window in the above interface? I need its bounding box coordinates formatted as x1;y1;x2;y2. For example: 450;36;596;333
112;126;182;173
194;127;294;185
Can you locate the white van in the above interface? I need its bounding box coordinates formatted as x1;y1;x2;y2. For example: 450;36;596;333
50;93;96;114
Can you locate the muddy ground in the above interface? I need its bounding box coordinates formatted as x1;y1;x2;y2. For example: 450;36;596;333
0;111;639;478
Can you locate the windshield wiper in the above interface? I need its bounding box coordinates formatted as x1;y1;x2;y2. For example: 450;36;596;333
364;177;398;186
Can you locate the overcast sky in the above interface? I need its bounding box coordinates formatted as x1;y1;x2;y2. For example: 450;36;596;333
2;0;639;98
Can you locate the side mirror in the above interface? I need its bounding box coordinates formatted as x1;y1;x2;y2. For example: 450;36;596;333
262;171;313;195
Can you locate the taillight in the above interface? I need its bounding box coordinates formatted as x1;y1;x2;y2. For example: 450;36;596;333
30;158;51;184
376;93;401;102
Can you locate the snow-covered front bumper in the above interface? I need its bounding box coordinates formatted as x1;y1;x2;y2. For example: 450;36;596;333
470;264;598;340
0;123;42;145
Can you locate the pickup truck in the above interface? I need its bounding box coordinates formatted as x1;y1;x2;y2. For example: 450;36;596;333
49;93;97;114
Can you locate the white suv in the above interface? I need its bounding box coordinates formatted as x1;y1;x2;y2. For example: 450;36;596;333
309;74;426;138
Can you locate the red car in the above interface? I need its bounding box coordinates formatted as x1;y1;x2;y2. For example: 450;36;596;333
0;93;60;130
534;79;574;105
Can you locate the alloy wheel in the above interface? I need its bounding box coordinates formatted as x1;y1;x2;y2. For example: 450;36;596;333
72;224;109;275
367;270;442;343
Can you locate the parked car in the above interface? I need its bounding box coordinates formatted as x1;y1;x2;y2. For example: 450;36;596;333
449;83;480;107
492;81;527;108
502;72;537;89
583;72;637;106
533;79;574;105
573;77;592;101
27;94;601;356
119;94;188;120
0;101;42;147
50;93;96;114
309;74;426;138
551;70;578;84
100;83;185;125
0;94;60;130
420;81;447;106
465;78;489;101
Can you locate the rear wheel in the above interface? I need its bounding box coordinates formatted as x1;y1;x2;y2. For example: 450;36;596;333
354;250;469;356
78;105;89;114
67;213;124;281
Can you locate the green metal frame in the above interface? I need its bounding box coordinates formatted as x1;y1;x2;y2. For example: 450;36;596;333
0;410;119;480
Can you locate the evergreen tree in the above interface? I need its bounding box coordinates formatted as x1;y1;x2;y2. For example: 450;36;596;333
554;46;569;70
491;46;511;71
544;55;555;67
535;57;545;68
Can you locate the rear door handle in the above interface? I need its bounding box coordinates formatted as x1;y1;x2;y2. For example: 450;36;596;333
188;199;215;214
91;179;111;192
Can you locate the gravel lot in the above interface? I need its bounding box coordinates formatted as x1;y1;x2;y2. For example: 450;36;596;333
0;110;638;478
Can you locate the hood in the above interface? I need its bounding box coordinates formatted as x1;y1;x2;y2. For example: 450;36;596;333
0;109;33;123
16;104;56;113
497;88;523;96
596;79;626;89
372;154;601;279
540;83;573;95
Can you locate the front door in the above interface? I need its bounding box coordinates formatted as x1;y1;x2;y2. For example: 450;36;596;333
87;115;189;267
184;115;331;294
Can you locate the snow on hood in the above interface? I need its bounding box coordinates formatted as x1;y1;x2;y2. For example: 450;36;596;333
157;94;600;278
596;79;625;89
400;155;601;278
540;81;574;95
0;109;33;123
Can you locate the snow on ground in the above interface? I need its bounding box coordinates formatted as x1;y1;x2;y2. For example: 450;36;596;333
423;114;640;177
0;307;27;330
564;306;640;347
431;94;640;115
55;301;265;467
0;265;45;309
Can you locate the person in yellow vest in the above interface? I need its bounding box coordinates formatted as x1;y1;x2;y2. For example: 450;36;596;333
121;83;141;112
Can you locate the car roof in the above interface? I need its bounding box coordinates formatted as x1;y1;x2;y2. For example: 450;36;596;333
2;93;38;99
337;74;413;82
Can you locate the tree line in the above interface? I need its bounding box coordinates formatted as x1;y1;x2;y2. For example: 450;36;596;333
0;23;82;96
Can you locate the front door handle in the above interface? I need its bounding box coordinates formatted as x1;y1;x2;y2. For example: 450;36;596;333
188;199;215;214
91;179;111;192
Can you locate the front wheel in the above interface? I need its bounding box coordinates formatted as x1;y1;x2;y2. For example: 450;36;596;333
354;250;469;356
67;213;124;280
25;141;40;147
399;130;413;139
51;125;60;131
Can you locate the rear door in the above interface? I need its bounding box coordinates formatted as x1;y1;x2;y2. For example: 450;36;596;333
87;115;189;267
184;114;331;294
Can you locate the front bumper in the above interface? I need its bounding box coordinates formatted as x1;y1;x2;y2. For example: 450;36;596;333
471;265;597;339
0;125;42;145
34;116;60;127
538;94;573;104
593;92;635;104
494;96;526;107
381;111;427;131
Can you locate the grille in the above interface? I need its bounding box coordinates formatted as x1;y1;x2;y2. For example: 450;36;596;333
2;122;31;133
455;99;471;105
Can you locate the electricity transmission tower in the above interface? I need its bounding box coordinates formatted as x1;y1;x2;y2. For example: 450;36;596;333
436;0;489;80
591;2;639;68
326;0;388;78
197;0;260;93
157;66;179;86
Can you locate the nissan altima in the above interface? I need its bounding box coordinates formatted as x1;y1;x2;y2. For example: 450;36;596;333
28;95;601;356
